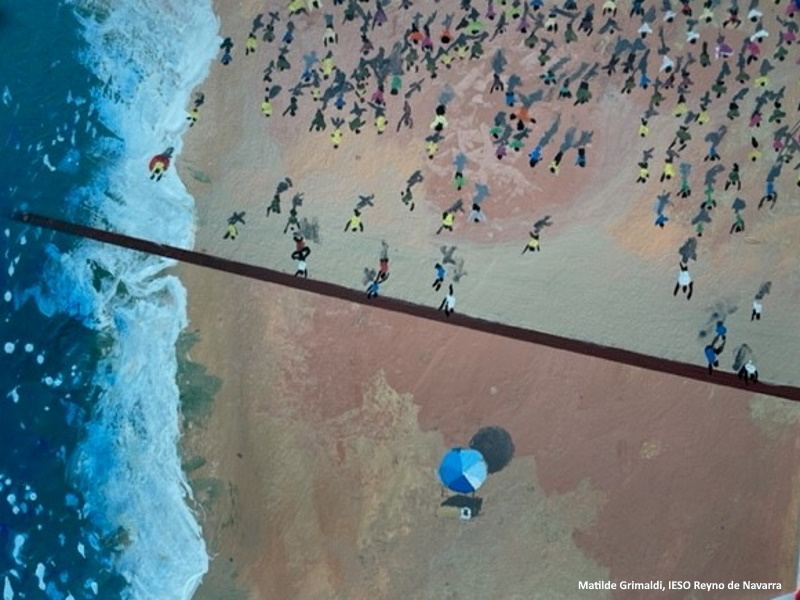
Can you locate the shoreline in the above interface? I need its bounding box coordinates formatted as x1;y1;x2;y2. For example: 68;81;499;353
175;0;800;597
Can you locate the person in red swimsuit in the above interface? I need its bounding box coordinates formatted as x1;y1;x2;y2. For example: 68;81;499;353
148;147;174;181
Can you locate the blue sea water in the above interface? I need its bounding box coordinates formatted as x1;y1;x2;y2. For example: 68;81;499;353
1;1;219;599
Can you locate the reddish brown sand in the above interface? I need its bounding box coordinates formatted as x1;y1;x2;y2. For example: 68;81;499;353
181;265;800;600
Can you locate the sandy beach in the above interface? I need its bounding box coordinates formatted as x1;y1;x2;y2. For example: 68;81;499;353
179;265;800;600
173;0;800;597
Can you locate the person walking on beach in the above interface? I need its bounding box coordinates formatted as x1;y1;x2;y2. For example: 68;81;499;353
522;232;541;254
758;180;778;209
223;223;238;240
294;256;308;278
438;284;456;317
186;106;199;126
292;233;306;255
366;277;381;299
737;359;758;384
267;193;281;217
729;210;745;234
468;203;486;223
224;211;244;239
674;262;693;299
432;262;446;291
245;33;258;55
704;336;725;375
344;209;364;232
636;161;650;183
436;210;455;234
724;163;741;190
284;208;300;234
377;241;390;282
752;296;763;320
293;246;310;278
660;157;675;182
713;320;727;344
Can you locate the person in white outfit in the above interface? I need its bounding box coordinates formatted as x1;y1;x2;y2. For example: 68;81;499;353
738;360;758;385
438;284;457;317
673;262;693;299
751;298;763;320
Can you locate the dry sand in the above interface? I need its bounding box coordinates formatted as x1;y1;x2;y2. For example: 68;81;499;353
174;0;800;598
180;265;800;600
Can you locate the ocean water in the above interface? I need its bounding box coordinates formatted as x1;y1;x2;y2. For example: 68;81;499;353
1;1;219;599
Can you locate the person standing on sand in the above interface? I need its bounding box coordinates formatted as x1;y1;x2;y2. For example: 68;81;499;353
438;284;456;317
245;33;257;56
674;262;693;300
344;209;364;232
432;262;446;291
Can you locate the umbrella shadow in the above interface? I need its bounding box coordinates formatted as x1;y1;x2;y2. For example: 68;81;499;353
470;426;515;474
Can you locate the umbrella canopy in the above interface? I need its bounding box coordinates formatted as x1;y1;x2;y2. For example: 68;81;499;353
438;448;488;493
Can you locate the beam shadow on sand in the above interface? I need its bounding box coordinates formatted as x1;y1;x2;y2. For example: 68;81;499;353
11;210;800;404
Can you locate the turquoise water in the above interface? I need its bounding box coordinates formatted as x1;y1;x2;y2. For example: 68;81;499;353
1;1;218;598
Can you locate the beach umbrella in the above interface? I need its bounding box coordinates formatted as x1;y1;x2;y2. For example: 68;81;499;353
438;448;488;493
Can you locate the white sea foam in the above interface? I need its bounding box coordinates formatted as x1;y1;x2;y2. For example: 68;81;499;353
54;0;221;599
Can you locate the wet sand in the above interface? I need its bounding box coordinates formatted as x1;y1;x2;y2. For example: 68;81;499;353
175;0;800;597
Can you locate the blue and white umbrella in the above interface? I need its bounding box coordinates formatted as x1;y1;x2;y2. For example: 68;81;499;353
438;448;488;493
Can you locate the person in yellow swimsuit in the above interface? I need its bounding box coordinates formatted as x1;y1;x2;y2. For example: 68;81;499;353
261;96;272;117
747;137;761;162
636;161;649;183
522;232;541;254
426;137;439;159
436;211;455;234
673;94;688;117
660;158;675;181
344;209;364;232
320;53;335;79
287;0;306;16
245;33;257;55
638;118;649;137
375;111;388;134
